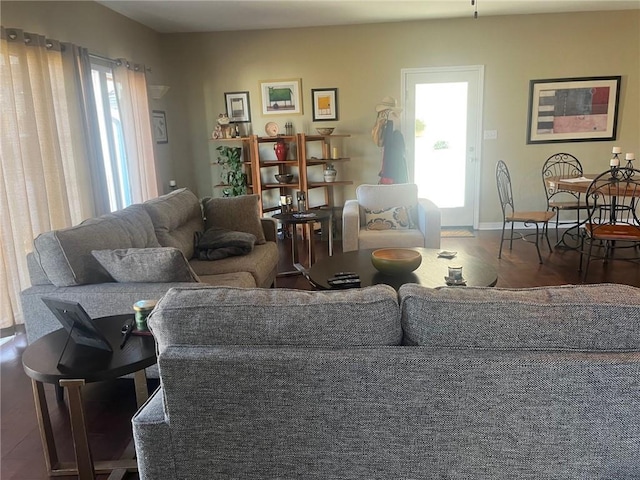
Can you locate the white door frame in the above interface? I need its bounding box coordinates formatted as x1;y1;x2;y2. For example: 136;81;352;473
401;65;484;229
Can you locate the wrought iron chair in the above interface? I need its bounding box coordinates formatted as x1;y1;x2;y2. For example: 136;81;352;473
541;153;587;242
496;160;555;264
579;167;640;281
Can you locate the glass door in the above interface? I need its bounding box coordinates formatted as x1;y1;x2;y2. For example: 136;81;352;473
402;66;484;227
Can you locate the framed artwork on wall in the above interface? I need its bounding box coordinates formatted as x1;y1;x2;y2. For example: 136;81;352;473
311;88;338;121
260;79;302;115
526;76;621;144
224;91;251;123
152;110;168;144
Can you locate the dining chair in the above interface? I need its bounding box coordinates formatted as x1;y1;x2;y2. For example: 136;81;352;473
579;167;640;281
496;160;555;264
541;153;587;242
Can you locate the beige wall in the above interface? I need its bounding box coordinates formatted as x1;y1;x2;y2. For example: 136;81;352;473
3;3;639;226
2;0;177;194
162;10;639;227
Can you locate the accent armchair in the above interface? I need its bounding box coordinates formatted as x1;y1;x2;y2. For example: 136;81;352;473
342;183;441;252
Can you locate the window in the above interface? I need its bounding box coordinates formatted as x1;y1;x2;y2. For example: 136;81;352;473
90;58;132;211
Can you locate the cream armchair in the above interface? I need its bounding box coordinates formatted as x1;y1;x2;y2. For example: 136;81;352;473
342;183;441;252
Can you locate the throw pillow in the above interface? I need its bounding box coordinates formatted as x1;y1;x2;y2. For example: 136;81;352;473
91;247;199;283
194;227;256;260
365;206;414;231
201;195;266;244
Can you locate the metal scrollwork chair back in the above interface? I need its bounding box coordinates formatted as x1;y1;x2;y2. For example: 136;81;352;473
579;167;640;280
541;153;587;242
496;160;555;264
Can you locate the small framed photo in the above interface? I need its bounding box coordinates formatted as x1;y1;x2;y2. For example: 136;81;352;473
311;88;338;121
224;91;251;123
260;78;302;115
527;76;621;144
152;110;168;144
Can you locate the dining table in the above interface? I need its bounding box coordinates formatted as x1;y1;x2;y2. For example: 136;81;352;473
545;171;640;249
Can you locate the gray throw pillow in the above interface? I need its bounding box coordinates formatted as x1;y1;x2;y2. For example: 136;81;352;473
201;195;266;244
91;247;199;283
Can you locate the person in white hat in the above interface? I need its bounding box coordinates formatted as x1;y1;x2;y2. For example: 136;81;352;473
371;96;408;184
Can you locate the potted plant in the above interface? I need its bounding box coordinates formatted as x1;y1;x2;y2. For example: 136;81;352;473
216;145;247;196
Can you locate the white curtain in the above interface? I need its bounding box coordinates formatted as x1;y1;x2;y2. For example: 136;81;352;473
0;28;159;333
0;27;92;333
113;60;158;203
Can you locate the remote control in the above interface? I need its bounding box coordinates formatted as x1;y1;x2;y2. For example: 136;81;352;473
328;277;361;289
328;274;359;282
334;272;357;277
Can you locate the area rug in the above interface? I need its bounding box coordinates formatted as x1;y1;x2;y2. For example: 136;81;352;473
441;228;475;238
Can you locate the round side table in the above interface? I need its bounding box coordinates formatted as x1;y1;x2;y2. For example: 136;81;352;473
22;314;156;479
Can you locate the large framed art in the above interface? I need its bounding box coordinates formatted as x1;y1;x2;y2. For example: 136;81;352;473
260;79;302;115
526;76;621;144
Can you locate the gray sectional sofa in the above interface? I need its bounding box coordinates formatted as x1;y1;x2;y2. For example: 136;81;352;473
20;188;279;345
133;282;640;479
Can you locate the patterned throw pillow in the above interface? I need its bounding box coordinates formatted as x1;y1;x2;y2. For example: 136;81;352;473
365;206;414;230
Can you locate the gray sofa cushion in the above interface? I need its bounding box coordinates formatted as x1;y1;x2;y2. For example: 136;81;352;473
202;194;266;245
399;283;640;350
33;204;159;287
92;248;199;283
143;188;204;259
149;284;401;352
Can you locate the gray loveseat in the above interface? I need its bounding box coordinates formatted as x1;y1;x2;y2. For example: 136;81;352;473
20;188;279;345
133;282;640;479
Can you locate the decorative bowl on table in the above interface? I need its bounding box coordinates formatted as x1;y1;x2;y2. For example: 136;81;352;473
274;173;294;184
316;127;335;136
371;248;422;275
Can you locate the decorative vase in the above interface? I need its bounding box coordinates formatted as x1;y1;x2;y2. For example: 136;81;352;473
274;140;288;161
324;164;337;182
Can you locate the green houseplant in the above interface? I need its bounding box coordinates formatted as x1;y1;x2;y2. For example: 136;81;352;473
216;145;247;196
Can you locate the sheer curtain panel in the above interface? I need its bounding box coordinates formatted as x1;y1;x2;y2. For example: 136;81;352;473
113;59;158;204
0;27;91;333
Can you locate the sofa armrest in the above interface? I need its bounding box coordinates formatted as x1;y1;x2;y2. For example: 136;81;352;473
342;199;361;252
261;217;278;243
417;198;441;249
132;387;176;480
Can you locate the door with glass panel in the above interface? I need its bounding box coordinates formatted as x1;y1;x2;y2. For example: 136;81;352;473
402;66;484;227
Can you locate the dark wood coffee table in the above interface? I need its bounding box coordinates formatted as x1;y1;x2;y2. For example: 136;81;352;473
307;248;498;290
22;314;156;479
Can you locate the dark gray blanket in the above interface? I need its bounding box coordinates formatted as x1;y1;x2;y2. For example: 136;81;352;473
194;227;256;260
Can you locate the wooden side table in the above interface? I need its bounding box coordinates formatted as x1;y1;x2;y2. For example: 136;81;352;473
273;209;333;275
22;314;157;480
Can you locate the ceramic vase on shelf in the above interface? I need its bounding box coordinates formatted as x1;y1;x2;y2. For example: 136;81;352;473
324;164;337;182
274;140;288;161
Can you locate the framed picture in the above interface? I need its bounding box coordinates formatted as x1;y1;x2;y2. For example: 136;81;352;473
527;76;621;144
260;78;302;115
224;91;251;123
152;110;168;144
311;88;338;121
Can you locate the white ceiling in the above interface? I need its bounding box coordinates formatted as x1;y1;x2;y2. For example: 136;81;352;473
97;0;640;33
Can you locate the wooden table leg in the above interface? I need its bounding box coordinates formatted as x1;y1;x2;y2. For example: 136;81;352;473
31;379;59;475
133;369;149;408
59;378;96;480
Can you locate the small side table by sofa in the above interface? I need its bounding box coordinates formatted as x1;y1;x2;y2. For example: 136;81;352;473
273;209;333;275
22;314;156;480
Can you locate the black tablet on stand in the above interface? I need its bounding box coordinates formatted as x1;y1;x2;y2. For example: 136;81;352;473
42;298;113;370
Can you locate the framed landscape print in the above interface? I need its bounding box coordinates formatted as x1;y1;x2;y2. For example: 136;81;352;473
152;110;168;144
224;91;251;123
260;79;302;115
311;88;338;121
527;76;621;144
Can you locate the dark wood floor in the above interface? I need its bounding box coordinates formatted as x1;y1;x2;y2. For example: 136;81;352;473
2;229;639;479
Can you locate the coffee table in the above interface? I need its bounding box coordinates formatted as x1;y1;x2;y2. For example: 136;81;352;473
22;314;156;479
307;248;498;290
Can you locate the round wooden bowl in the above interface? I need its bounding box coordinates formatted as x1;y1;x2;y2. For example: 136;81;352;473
371;248;422;275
